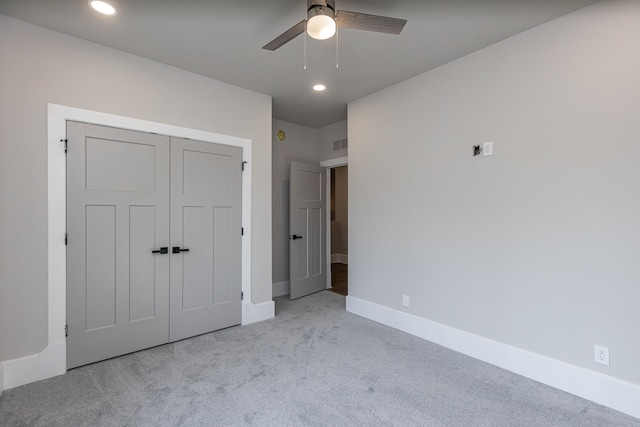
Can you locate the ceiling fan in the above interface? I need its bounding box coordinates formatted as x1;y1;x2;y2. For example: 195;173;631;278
263;0;407;51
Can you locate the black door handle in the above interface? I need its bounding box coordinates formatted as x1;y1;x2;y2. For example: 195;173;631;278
172;246;190;254
151;247;168;254
289;235;303;240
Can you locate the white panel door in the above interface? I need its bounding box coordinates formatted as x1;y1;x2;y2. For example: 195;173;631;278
66;122;170;369
289;161;326;299
169;137;243;341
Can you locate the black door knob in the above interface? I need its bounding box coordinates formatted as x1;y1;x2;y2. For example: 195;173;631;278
151;247;168;254
172;246;190;254
289;235;303;240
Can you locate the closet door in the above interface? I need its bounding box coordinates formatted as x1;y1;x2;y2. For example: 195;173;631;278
66;122;170;369
169;137;242;341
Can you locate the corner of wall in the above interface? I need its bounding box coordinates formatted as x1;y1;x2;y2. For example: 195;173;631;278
0;362;5;397
272;281;290;298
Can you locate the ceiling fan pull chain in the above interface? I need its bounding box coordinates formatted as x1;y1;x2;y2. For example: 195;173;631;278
336;20;339;69
304;21;307;70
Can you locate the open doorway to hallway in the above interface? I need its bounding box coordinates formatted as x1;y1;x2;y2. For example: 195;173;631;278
330;263;348;295
329;165;348;296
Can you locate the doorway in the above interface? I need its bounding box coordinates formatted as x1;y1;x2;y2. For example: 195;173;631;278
329;165;348;296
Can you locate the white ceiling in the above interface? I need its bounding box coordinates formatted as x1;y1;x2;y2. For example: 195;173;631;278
0;0;598;128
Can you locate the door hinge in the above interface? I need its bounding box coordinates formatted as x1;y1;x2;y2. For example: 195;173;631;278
241;291;244;300
61;138;68;153
65;324;68;337
241;161;247;171
241;227;244;236
65;233;68;245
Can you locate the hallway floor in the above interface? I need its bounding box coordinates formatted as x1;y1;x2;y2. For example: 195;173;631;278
330;263;347;296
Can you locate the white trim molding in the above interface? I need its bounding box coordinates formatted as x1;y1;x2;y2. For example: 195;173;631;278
242;301;275;325
346;295;640;420
1;103;263;391
0;362;4;397
320;156;348;168
272;281;290;298
2;342;66;390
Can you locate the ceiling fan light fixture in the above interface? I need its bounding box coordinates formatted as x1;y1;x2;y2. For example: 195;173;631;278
307;9;336;40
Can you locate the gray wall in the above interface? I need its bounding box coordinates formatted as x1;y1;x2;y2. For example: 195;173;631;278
319;120;348;161
348;0;640;385
0;16;272;363
271;119;348;286
271;120;321;284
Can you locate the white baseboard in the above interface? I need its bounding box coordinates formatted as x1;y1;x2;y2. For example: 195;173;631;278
0;362;4;397
331;254;348;264
272;281;290;297
242;300;275;325
2;341;66;391
346;295;640;420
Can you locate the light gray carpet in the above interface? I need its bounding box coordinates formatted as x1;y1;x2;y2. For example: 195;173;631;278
1;291;638;426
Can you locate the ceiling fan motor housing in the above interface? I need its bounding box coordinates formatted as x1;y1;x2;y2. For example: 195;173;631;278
307;0;335;18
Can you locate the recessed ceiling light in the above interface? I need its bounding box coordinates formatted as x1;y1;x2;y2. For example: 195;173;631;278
313;84;326;92
89;1;117;16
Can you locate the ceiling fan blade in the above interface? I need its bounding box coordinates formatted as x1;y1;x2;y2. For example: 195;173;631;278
263;20;306;51
336;10;406;35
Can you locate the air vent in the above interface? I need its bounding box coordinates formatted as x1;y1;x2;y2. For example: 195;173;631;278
332;138;348;152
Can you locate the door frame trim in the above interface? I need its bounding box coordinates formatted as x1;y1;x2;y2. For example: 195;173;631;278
8;103;255;388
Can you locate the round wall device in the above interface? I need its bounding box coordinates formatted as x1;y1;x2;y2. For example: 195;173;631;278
276;130;286;141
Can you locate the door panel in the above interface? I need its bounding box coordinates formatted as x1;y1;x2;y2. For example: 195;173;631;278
298;170;322;201
213;207;233;304
85;137;156;192
310;207;322;276
183;150;233;196
85;205;116;330
169;138;242;342
129;206;158;322
297;208;309;279
182;206;206;311
67;122;170;369
290;161;326;299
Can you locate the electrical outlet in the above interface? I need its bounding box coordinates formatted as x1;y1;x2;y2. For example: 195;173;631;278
482;141;493;156
594;345;610;366
402;295;410;307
